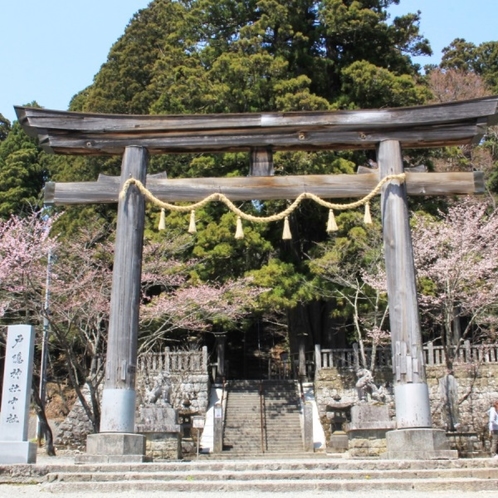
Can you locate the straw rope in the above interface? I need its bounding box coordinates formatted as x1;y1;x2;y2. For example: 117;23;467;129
120;173;406;224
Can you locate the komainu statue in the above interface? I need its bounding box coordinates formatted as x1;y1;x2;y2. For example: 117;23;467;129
355;368;385;403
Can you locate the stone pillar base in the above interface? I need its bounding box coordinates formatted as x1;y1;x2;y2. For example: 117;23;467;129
0;441;37;464
75;433;150;464
384;428;458;460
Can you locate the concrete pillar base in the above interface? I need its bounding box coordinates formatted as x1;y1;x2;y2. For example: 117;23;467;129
384;428;458;460
0;441;37;464
75;433;150;464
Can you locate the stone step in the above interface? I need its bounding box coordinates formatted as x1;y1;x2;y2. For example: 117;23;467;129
224;379;303;456
4;456;498;476
40;477;498;494
37;462;498;494
43;466;498;482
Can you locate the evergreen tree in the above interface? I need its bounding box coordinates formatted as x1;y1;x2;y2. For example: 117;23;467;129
64;0;433;350
0;113;10;142
0;121;47;218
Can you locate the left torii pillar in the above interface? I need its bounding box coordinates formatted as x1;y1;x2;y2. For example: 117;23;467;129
80;146;148;463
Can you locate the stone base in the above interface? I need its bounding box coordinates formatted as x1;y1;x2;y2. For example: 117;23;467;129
348;429;389;458
329;431;349;452
348;404;395;430
75;433;148;464
384;428;458;460
143;432;182;460
0;441;37;464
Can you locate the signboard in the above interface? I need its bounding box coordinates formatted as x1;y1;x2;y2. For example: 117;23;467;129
192;416;205;429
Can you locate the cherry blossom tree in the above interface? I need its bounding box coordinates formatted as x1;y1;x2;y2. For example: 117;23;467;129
140;276;267;353
1;213;267;430
0;212;58;320
412;198;498;367
1;214;113;431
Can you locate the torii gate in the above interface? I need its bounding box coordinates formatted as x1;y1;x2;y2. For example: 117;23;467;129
16;96;498;460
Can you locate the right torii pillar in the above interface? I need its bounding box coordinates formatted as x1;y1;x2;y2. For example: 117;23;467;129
379;140;457;459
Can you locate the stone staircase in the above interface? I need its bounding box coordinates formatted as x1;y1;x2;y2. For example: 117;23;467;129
222;379;303;456
263;380;303;454
3;457;498;493
223;380;264;455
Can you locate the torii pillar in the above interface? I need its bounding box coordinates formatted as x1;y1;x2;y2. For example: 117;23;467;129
379;140;457;459
81;146;149;463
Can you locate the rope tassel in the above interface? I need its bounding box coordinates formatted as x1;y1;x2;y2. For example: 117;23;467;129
158;208;166;231
282;216;292;240
327;209;338;232
188;210;197;234
364;202;372;225
235;216;244;239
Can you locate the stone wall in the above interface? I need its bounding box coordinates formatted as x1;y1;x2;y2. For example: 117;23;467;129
315;363;498;455
54;387;96;450
55;349;211;450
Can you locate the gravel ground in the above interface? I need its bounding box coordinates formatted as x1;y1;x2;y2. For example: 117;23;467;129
0;487;496;498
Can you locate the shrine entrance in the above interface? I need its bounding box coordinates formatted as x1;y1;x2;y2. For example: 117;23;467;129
17;96;498;459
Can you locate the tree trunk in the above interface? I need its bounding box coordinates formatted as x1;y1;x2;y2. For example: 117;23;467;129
31;378;56;456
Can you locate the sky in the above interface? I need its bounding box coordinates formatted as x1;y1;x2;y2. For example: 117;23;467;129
1;0;498;125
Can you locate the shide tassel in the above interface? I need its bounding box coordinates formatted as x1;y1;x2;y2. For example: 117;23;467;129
282;216;292;240
327;209;338;232
364;202;372;225
158;208;166;231
188;210;197;234
235;216;244;239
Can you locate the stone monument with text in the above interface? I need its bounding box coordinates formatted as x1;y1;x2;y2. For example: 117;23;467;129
0;325;37;464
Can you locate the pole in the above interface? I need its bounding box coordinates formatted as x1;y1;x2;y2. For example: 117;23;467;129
37;249;52;445
100;145;148;433
378;139;431;428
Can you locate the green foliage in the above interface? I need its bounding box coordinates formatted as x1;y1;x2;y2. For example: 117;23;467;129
248;258;305;309
0;121;47;218
0;113;10;142
341;60;430;108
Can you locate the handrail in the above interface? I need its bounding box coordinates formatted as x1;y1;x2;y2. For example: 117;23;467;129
259;380;266;454
298;377;305;403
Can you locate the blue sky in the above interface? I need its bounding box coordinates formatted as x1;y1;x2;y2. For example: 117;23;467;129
1;0;497;124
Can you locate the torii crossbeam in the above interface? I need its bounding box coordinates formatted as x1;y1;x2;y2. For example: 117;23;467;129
16;96;498;460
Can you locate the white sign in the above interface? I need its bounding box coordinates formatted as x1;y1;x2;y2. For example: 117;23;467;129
192;416;205;429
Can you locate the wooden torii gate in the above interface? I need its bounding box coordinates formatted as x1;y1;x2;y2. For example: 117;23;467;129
16;96;498;460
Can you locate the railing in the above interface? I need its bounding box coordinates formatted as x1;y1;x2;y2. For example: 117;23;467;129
138;341;498;379
137;346;208;374
424;341;498;365
317;344;391;371
316;341;498;371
